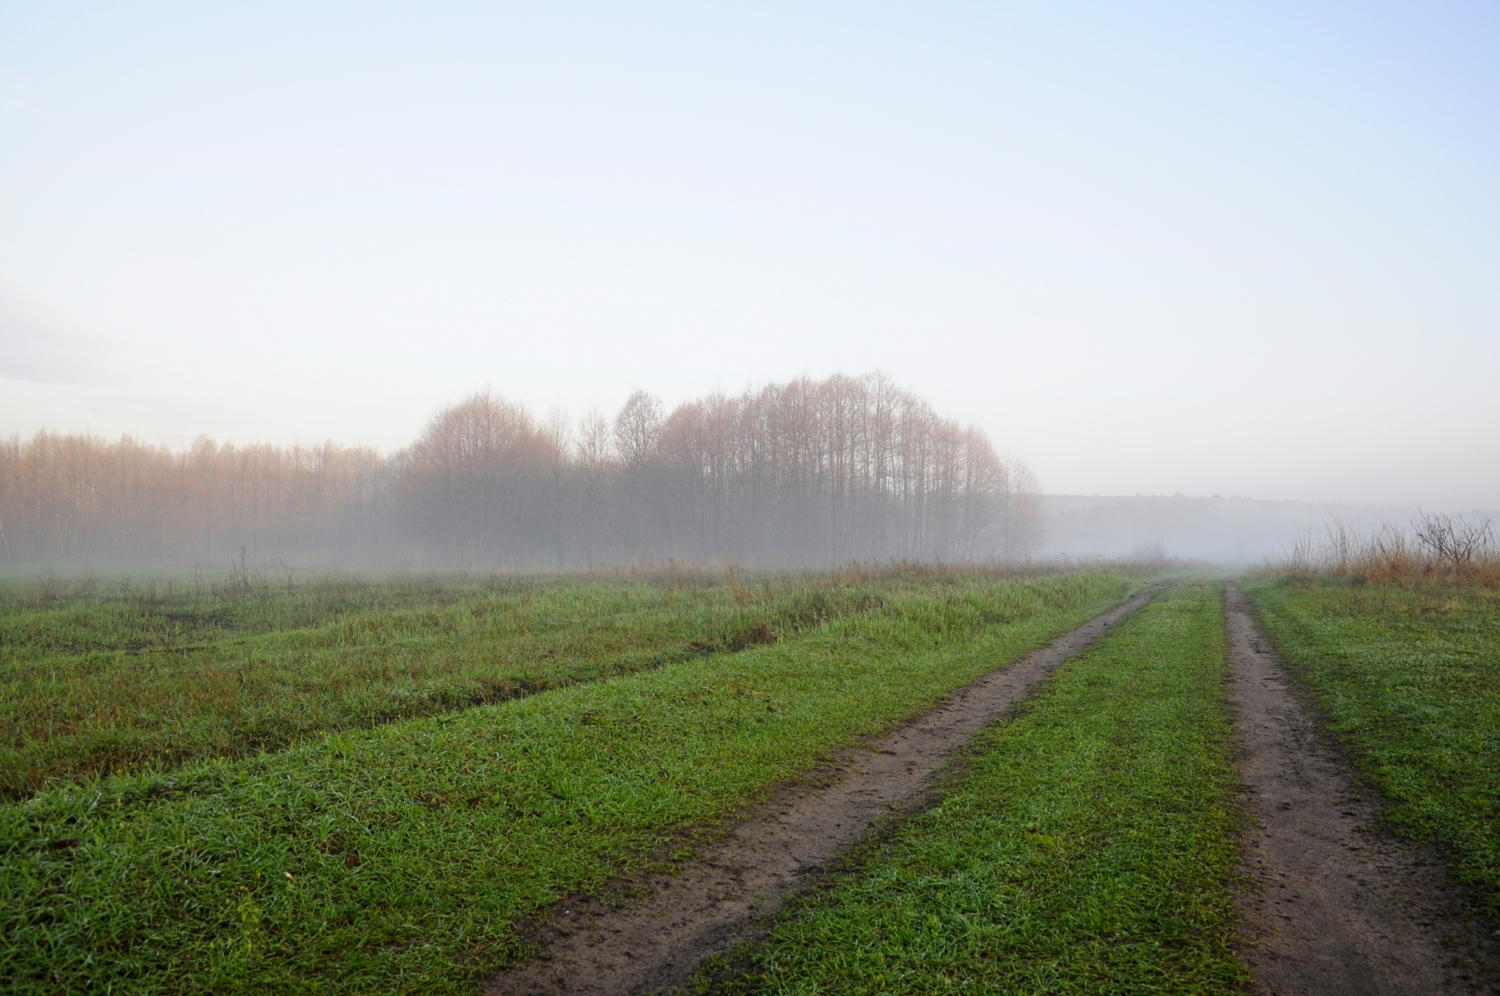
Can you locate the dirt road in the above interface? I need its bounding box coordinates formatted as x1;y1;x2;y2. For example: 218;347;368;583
1224;581;1499;995
485;583;1168;995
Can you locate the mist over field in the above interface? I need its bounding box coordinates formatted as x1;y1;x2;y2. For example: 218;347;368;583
7;12;1500;996
1037;494;1484;566
0;374;1041;568
2;4;1497;564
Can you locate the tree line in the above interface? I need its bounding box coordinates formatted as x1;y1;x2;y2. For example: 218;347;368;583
0;373;1041;567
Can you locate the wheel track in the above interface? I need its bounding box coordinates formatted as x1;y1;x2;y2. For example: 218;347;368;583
485;582;1171;995
1224;580;1500;995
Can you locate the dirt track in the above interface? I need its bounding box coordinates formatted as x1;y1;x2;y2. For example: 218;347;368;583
1225;581;1500;995
485;583;1167;995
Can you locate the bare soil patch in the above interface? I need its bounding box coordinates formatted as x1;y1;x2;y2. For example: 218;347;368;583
1225;581;1500;995
485;583;1169;995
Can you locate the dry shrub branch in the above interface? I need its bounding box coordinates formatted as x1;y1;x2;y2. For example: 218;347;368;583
1263;512;1500;587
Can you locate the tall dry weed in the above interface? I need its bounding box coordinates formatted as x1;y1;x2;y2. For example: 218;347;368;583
1263;512;1500;587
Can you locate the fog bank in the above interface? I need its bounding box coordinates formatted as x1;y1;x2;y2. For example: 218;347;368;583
0;374;1041;569
1038;494;1497;565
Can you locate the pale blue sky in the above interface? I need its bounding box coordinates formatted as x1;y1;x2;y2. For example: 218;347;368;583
2;2;1497;507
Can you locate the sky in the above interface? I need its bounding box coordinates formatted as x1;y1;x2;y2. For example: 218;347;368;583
1;1;1497;509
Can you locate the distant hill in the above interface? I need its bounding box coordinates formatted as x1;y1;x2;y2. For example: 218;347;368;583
1037;494;1486;565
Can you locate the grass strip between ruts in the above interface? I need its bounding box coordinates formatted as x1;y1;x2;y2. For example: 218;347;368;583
724;579;1247;995
1;572;1134;994
1242;577;1500;917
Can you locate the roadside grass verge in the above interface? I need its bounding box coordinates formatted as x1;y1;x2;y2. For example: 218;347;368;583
0;573;897;798
1242;577;1500;917
718;579;1246;995
0;572;1135;994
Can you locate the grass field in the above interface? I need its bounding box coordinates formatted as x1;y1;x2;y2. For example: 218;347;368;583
0;568;1137;994
0;569;905;798
1243;576;1500;917
712;579;1246;994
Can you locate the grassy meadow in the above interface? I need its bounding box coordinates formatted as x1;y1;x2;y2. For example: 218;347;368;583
0;568;898;799
1243;576;1500;917
714;579;1247;994
0;566;1139;994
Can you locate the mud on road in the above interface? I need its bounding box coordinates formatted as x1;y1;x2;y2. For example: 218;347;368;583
486;583;1169;996
1225;581;1500;995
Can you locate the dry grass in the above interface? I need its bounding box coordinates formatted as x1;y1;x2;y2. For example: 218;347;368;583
1260;511;1500;586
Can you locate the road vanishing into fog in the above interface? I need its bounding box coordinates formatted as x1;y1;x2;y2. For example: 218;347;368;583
486;584;1169;995
485;582;1500;995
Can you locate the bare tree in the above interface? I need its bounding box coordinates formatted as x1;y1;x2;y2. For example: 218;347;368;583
575;408;615;564
543;409;571;567
0;374;1042;568
614;391;663;557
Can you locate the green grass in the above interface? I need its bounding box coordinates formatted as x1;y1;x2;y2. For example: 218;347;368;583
722;579;1247;995
0;571;1135;994
0;571;895;798
1243;576;1500;917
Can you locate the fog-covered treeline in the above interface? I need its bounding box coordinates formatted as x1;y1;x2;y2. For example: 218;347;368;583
0;374;1041;567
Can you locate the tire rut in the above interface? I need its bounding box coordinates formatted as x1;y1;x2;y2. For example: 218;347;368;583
485;582;1171;995
1224;581;1500;995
